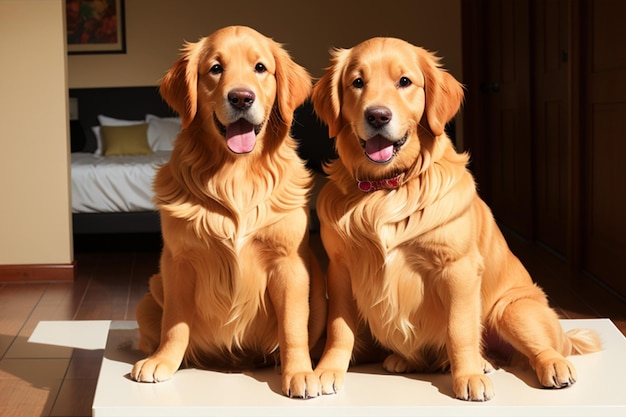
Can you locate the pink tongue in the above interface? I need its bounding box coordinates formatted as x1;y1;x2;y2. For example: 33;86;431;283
226;119;256;153
365;135;394;162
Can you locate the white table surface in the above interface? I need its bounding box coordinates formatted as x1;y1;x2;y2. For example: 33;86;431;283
30;319;626;417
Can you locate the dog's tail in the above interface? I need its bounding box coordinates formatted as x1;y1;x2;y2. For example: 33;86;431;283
565;328;602;355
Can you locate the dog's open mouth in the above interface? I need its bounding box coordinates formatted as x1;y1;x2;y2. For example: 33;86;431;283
360;134;407;164
214;113;262;154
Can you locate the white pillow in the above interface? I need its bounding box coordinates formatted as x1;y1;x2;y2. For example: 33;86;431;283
146;114;181;151
93;115;144;155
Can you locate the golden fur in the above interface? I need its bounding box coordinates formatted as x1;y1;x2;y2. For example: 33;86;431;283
311;37;601;401
130;26;327;399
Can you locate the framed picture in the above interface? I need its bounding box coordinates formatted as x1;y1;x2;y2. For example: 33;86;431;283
66;0;126;54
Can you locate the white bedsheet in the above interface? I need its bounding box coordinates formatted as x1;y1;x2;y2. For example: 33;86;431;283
71;151;171;213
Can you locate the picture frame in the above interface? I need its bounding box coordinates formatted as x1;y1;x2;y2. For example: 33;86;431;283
66;0;126;54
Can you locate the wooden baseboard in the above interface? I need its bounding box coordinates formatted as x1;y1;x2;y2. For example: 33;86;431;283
0;261;76;283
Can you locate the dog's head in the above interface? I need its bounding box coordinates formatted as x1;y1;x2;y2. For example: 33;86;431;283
160;25;311;155
312;37;463;180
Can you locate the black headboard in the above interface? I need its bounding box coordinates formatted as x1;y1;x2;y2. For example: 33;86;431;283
68;86;336;172
69;86;177;153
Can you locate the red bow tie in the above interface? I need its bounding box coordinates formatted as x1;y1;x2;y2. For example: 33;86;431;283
357;174;404;192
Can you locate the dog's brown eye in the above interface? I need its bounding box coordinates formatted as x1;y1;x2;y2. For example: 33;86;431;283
255;63;267;73
399;77;412;87
352;78;364;88
209;64;223;75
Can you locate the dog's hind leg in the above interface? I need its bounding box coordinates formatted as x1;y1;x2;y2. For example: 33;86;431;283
492;288;599;388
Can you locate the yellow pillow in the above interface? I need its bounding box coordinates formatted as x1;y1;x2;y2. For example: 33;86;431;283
101;123;153;156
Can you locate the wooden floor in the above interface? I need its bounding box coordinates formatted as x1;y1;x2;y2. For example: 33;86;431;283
0;231;624;417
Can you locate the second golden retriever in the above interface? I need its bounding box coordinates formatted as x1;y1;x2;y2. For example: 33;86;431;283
311;37;601;401
130;26;326;399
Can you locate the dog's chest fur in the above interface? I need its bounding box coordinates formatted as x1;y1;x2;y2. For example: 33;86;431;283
342;195;449;356
320;158;478;362
156;153;311;357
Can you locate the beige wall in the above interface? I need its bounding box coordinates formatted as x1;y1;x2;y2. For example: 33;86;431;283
68;0;462;88
0;0;73;265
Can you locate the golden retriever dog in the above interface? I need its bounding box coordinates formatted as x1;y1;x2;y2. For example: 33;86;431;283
129;26;327;399
311;37;601;401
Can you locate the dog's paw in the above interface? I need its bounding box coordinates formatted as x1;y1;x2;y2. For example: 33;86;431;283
314;368;346;395
130;357;178;383
482;357;495;374
453;373;495;401
382;353;416;373
533;350;577;388
282;371;321;399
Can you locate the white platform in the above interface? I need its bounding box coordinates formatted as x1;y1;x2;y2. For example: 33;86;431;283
29;319;626;416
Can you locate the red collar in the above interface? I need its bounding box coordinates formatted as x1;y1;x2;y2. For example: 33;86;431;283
357;173;404;193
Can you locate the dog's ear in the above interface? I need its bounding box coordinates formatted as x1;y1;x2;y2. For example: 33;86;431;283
417;48;464;137
312;48;350;138
159;39;205;129
272;42;312;124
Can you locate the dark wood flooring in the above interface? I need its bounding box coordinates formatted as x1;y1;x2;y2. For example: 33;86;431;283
0;231;623;417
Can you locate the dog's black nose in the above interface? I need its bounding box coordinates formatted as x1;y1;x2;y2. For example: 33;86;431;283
228;88;255;109
365;106;392;128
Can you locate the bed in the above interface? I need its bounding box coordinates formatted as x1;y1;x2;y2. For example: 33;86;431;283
70;87;178;235
69;86;335;237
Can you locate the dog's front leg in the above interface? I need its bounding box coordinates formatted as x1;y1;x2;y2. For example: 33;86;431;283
131;251;195;383
314;260;358;395
442;254;495;401
268;253;320;399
